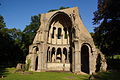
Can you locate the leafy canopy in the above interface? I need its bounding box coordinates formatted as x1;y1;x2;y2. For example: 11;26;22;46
93;0;120;56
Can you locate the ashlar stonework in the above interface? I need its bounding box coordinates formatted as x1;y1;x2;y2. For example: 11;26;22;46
26;7;107;74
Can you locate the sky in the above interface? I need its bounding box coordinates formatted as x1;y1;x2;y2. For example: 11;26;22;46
0;0;98;32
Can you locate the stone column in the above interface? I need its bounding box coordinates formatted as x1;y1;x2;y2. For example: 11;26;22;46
74;50;80;73
67;33;69;44
48;51;50;62
55;27;58;44
49;50;51;62
66;50;69;63
50;34;52;44
55;50;57;62
62;34;64;44
61;49;64;63
30;54;37;71
72;47;75;72
61;28;64;44
37;51;41;71
48;32;51;43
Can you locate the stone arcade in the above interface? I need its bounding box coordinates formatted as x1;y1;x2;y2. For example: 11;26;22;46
26;7;107;74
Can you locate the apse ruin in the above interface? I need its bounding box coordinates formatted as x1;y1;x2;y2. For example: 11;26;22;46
26;7;107;74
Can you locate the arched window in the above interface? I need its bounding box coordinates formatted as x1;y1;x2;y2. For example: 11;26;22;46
58;28;62;39
57;48;62;61
63;48;67;60
64;28;67;39
52;27;56;38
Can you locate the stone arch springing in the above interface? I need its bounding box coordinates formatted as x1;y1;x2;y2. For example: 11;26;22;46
95;53;102;72
81;44;90;74
32;46;39;54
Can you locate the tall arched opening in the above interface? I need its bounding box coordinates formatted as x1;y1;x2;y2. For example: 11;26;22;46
63;48;67;63
56;48;62;63
51;47;55;62
46;12;73;71
81;44;90;74
35;56;38;70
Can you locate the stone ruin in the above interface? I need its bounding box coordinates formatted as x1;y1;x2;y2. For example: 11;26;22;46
26;7;107;74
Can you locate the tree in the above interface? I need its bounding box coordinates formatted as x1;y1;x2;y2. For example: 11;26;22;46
0;15;6;29
0;15;24;66
22;15;40;57
93;0;120;56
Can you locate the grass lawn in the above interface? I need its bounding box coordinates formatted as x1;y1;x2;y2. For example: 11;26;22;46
0;68;89;80
0;68;120;80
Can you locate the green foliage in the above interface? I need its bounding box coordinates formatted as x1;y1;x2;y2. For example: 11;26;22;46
0;15;6;29
0;27;24;66
22;15;40;57
0;6;69;67
93;0;120;56
0;16;24;66
0;14;40;67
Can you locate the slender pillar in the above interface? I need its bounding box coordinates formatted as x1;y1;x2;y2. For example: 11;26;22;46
48;51;50;62
55;50;57;62
66;50;69;63
61;49;64;63
67;32;69;44
37;51;41;71
55;27;58;44
49;50;51;62
50;34;52;44
61;28;64;44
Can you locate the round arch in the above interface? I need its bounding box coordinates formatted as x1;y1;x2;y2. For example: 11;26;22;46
46;11;73;31
56;48;62;62
81;43;91;74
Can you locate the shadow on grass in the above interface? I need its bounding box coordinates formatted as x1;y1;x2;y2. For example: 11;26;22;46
0;66;10;78
93;71;120;80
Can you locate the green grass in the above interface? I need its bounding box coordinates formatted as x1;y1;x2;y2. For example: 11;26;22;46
0;68;120;80
107;55;120;59
113;55;120;59
0;68;89;80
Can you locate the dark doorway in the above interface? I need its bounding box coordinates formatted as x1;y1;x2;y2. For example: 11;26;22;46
81;45;89;74
35;56;38;70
